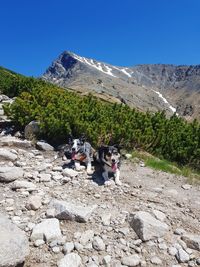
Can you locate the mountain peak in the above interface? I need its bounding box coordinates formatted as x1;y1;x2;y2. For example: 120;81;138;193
42;51;200;118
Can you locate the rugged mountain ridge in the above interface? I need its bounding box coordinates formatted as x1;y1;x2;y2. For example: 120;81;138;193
42;51;200;119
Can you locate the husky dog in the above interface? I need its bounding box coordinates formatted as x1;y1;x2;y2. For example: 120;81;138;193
97;145;121;185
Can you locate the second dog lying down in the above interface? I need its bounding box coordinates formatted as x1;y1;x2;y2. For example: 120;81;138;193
97;145;121;186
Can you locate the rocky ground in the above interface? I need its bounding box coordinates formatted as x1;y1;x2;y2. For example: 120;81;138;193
0;132;200;267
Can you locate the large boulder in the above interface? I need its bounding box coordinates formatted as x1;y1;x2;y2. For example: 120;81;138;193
130;211;169;241
182;234;200;251
0;148;17;161
0;136;32;148
57;253;82;267
49;199;97;223
36;141;54;151
0;214;29;267
30;218;62;242
24;121;40;140
0;166;24;182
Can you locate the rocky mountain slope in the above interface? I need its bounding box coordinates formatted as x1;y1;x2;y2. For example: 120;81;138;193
0;131;200;266
42;52;200;119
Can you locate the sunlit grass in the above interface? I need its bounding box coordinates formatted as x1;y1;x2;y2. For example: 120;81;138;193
131;149;200;181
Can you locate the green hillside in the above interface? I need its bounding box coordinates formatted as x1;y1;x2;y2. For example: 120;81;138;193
1;66;200;170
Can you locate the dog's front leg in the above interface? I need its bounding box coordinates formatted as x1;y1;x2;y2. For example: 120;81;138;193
102;170;109;182
114;169;122;186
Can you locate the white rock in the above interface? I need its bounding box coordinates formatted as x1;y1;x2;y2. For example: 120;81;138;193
36;141;54;151
74;242;84;252
63;242;75;254
62;168;79;178
130;211;169;241
79;230;94;245
0;148;18;161
92;236;105;251
38;173;51;182
182;234;200;251
101;213;111;226
0;214;29;267
34;239;45;247
125;154;132;159
11;180;36;191
0;136;32;148
102;255;111;266
176;248;190;263
121;254;141;266
0;166;24;182
152;210;166;222
26;195;42;210
150;256;162;265
181;184;192;190
31;218;62;242
52;246;60;253
168;246;178;256
46;208;56;218
58;253;82;267
174;228;186;235
49;198;97;222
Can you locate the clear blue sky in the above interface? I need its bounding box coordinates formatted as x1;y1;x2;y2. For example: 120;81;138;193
1;0;200;77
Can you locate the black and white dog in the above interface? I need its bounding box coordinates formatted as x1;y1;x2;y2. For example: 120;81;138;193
65;136;94;174
97;145;121;185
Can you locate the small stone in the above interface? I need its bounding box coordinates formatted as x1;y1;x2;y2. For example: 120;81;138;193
101;213;111;226
57;252;82;267
181;184;192;190
121;254;141;266
182;234;200;251
125;154;132;159
36;141;54;151
34;239;45;247
150;256;162;265
168;246;177;256
79;230;94;245
176;248;190;263
74;242;84;252
63;242;75;254
158;243;167;250
174;228;186;235
92;236;105;251
196;258;200;265
118;227;130;236
52;246;60;253
46;208;55;218
152;210;166;222
31;218;62;242
102;255;111;266
130;211;169;241
26;195;42;210
39;173;51;182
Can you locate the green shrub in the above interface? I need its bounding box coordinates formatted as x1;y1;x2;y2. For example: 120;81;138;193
3;70;200;169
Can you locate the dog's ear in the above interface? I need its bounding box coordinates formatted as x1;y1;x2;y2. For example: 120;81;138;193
113;144;123;153
67;134;73;145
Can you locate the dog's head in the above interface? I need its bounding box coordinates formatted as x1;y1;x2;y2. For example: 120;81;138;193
71;139;82;153
104;146;121;171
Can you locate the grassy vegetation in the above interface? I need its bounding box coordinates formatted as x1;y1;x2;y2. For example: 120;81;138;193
145;158;182;175
131;149;200;181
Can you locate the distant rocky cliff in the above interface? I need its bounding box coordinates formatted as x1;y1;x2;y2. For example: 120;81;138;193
42;51;200;119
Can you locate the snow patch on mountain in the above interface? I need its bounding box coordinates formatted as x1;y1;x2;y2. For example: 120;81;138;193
112;66;132;77
153;90;176;113
72;54;117;78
